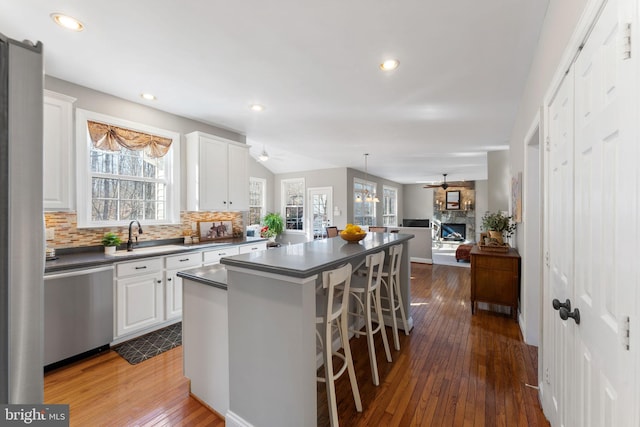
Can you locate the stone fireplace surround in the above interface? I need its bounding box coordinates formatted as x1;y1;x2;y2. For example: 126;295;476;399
433;186;476;243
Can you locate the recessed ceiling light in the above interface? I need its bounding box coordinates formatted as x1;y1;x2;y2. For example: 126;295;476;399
249;104;265;112
380;59;400;71
140;93;156;101
50;13;84;32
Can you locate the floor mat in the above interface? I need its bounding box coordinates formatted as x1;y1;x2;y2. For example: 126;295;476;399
113;322;182;365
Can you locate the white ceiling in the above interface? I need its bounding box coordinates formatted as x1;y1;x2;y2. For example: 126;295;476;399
1;0;548;184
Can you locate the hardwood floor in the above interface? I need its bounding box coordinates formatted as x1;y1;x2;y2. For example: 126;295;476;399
45;263;548;427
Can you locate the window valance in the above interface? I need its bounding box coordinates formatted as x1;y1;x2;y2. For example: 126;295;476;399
87;120;173;158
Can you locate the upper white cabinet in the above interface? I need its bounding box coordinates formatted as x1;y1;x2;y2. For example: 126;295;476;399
186;131;249;211
43;90;76;210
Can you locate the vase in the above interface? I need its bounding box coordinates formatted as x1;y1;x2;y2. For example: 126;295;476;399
104;246;116;255
488;230;504;245
268;236;276;243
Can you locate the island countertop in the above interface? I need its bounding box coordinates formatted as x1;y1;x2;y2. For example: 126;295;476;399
220;232;414;278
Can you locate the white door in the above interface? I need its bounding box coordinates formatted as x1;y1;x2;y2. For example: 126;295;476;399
572;0;637;424
307;187;333;240
544;67;576;427
543;0;639;425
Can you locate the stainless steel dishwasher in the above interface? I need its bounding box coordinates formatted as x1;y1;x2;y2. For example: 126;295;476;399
44;265;114;369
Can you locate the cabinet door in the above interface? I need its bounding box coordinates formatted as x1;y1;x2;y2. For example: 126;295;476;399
203;246;240;265
43;91;76;210
227;143;249;211
116;272;164;338
198;136;229;211
165;269;183;320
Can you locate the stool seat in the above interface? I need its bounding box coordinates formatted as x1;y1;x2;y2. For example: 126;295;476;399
455;244;474;262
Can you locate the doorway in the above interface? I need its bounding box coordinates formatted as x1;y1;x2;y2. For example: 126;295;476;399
307;187;333;240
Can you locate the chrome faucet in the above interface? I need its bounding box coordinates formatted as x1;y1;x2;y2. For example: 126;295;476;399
127;220;143;251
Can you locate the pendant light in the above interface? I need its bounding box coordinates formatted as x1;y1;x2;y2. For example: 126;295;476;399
258;145;269;162
355;153;379;203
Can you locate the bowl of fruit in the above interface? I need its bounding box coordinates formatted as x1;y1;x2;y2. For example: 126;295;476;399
339;224;367;243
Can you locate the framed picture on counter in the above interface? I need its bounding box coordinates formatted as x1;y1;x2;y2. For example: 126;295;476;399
198;220;233;241
446;190;460;210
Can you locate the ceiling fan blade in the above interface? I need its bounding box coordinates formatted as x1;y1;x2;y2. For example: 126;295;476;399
423;184;442;188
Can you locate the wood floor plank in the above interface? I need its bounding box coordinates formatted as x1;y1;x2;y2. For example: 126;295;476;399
45;262;548;427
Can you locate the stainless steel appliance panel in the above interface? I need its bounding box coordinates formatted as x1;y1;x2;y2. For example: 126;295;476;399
44;266;114;366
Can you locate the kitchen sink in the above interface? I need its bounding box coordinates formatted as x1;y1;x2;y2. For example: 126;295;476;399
110;244;186;257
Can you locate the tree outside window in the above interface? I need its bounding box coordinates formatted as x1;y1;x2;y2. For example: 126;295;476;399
249;177;266;225
354;178;376;226
383;186;398;226
282;178;305;231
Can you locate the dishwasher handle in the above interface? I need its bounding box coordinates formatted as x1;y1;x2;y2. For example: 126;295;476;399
44;265;114;281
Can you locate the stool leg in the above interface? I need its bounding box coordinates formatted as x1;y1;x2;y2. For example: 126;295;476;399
374;287;392;363
364;290;379;386
323;320;340;427
392;274;410;336
340;311;362;412
384;276;401;351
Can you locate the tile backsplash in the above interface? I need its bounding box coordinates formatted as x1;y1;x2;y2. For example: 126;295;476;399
44;211;244;249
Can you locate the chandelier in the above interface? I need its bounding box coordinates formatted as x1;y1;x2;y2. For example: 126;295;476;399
355;153;379;203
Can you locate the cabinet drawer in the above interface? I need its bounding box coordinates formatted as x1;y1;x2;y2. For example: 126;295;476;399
117;258;163;278
471;254;517;271
239;242;267;254
203;246;240;265
166;252;202;270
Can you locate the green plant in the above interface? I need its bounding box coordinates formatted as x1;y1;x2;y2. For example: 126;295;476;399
101;232;122;247
262;212;284;236
481;211;516;238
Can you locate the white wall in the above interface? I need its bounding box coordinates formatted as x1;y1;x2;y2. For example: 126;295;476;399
474;179;489;241
402;184;434;222
487;150;510;213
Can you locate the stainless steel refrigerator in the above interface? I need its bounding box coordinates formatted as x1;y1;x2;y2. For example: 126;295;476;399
0;34;44;404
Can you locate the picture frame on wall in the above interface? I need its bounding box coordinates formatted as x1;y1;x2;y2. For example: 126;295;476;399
446;190;461;210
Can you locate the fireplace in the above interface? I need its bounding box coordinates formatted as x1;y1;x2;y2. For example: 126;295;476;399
441;223;466;241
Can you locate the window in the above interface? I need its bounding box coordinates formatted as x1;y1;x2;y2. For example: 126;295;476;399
76;109;180;227
249;177;266;225
353;178;376;226
282;178;305;231
383;186;398;226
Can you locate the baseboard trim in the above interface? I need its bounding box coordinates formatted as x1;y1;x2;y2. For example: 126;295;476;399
411;257;433;264
225;410;254;427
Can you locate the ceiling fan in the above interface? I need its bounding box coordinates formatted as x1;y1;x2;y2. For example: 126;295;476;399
423;173;472;190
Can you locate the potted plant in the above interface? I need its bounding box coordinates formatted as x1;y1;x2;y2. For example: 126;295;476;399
481;211;516;245
261;212;284;242
101;232;122;255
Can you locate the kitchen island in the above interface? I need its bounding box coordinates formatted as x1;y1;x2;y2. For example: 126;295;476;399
214;232;413;427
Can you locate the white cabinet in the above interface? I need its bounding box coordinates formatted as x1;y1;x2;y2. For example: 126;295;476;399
239;241;268;254
115;258;164;338
43;90;76;210
165;252;202;320
186;131;249;211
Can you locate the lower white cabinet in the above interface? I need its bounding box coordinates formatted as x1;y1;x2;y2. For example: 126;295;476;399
203;246;240;266
115;259;164;339
239;241;268;254
165;253;202;321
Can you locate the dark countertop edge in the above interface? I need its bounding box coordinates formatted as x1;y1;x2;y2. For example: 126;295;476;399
178;265;228;290
222;234;414;279
45;237;267;273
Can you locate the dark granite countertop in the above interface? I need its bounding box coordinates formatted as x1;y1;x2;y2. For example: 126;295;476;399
177;264;228;290
221;233;414;279
44;237;267;274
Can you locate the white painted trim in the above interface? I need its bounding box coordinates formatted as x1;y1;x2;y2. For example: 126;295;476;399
410;257;432;264
225;410;254;427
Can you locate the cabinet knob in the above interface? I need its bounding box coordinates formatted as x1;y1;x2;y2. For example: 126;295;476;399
552;298;571;311
157;280;162;284
167;277;172;281
559;307;580;325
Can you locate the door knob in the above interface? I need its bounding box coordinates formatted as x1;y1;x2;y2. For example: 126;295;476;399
552;298;571;311
559;307;580;325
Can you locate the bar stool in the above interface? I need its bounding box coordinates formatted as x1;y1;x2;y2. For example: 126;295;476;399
347;250;392;386
379;244;410;350
316;263;362;427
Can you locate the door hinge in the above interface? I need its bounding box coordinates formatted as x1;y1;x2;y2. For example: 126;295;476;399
545;251;550;267
545;136;551;152
622;316;630;350
622;23;632;60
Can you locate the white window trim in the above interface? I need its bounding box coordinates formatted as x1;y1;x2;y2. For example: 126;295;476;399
249;177;267;225
383;185;398;227
281;177;305;234
75;108;181;228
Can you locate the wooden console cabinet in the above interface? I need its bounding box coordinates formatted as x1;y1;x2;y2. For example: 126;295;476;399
470;245;520;321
